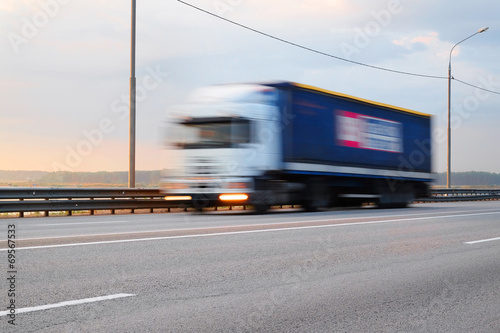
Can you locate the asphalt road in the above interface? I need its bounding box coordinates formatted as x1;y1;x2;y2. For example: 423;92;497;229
1;202;500;332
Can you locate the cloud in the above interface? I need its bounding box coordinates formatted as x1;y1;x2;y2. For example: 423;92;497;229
392;32;439;50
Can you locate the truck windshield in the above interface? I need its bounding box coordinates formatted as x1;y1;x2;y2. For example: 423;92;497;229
173;117;250;149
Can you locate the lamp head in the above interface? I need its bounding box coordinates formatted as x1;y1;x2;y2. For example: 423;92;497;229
478;27;489;33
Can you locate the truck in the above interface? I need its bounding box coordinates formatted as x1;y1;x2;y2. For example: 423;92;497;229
161;81;432;213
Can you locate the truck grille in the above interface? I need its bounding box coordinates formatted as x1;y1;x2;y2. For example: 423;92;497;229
186;157;224;177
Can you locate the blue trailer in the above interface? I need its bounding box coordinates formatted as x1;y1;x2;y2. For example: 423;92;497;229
162;81;432;212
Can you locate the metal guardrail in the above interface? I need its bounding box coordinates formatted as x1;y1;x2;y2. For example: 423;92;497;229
420;188;500;202
430;188;500;195
0;188;175;217
0;188;161;200
0;188;498;217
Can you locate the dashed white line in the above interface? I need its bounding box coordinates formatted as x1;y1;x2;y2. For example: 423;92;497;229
0;293;136;317
464;236;500;245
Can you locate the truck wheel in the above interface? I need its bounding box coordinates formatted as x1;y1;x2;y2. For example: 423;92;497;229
304;201;319;212
254;204;270;214
193;205;204;213
377;184;414;208
251;188;272;214
303;179;328;212
192;194;210;213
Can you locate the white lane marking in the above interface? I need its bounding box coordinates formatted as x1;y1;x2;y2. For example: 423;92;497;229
464;236;500;245
0;293;135;317
2;211;500;251
14;208;500;242
38;220;130;227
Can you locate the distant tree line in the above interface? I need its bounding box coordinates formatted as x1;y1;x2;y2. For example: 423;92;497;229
36;170;162;186
434;172;500;187
0;170;48;182
2;170;500;187
38;171;500;187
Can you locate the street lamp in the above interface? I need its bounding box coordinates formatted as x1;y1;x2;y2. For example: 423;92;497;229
129;0;136;188
447;27;488;188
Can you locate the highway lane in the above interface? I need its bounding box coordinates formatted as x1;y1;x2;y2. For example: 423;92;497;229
0;202;499;332
4;201;500;243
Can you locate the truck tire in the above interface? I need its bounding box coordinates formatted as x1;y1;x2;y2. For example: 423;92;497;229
303;179;328;212
254;203;270;214
252;179;273;214
192;194;211;213
377;183;414;209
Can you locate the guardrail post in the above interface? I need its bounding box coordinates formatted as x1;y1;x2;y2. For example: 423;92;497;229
68;198;72;216
19;198;24;218
90;198;95;215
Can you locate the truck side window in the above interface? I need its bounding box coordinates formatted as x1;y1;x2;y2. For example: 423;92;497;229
232;119;251;144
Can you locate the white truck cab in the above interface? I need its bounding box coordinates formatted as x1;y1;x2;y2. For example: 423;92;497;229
162;84;283;211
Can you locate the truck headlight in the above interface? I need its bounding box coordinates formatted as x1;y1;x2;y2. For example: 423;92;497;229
219;194;249;201
165;196;192;201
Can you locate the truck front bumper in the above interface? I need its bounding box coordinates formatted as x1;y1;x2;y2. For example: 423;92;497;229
161;177;253;208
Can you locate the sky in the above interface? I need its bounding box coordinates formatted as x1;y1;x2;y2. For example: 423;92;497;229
1;0;499;173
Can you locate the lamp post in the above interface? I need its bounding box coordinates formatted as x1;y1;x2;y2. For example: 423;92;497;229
447;27;488;188
129;0;136;188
